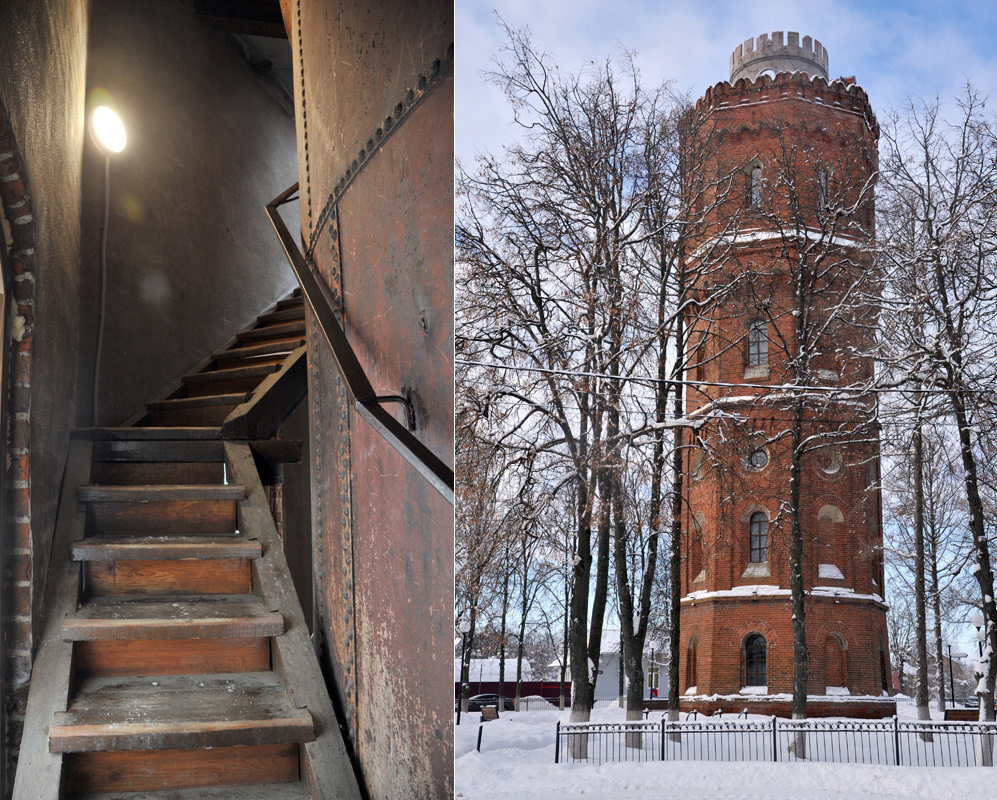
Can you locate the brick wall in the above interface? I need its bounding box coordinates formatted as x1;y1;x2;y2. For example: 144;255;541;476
0;99;37;778
678;68;889;705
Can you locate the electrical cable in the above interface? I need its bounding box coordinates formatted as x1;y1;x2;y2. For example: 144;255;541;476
93;156;110;426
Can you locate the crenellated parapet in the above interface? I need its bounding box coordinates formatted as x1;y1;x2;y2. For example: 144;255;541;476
731;31;827;82
695;70;879;138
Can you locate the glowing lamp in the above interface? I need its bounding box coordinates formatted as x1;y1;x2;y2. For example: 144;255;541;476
90;106;127;154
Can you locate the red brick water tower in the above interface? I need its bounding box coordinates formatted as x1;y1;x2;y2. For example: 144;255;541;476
678;32;894;718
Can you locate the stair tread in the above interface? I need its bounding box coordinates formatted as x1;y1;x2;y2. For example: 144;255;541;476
257;307;306;325
78;484;246;502
71;783;309;800
51;673;314;752
214;339;305;362
76;428;223;441
149;393;250;410
72;535;259;561
183;364;280;383
63;595;283;641
238;321;305;342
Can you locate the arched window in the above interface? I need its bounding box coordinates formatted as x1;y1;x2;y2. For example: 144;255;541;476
746;319;768;368
686;636;698;691
693;332;707;383
824;634;846;688
744;634;767;687
690;512;705;583
818;169;829;206
750;164;763;208
749;512;768;563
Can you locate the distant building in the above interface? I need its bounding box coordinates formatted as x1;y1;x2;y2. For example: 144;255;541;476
551;629;667;702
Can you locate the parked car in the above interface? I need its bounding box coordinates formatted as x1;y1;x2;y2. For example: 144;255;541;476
456;694;516;712
962;695;980;709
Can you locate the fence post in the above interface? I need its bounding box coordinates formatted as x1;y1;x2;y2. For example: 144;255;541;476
772;716;778;763
660;717;665;761
555;720;561;764
477;724;484;753
893;715;900;766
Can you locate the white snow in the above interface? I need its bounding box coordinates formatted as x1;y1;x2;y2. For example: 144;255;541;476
825;686;851;696
818;564;845;580
456;703;997;799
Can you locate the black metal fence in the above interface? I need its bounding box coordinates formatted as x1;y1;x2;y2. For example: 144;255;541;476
555;716;997;767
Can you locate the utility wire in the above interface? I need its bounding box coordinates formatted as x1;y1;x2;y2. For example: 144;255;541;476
456;358;979;396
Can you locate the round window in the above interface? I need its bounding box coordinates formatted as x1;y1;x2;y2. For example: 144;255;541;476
819;446;843;475
748;449;768;470
691;449;707;481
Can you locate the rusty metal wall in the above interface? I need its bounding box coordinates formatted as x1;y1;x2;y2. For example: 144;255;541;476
290;2;453;797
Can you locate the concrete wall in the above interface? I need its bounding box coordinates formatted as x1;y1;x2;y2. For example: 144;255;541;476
79;0;300;426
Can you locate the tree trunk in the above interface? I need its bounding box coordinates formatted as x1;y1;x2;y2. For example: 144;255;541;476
789;395;808;723
911;423;932;737
498;544;510;715
950;392;997;738
929;521;946;709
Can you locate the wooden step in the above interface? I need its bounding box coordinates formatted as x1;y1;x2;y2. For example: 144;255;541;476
257;306;306;326
64;595;281;678
63;743;301;794
63;595;282;641
72;536;258;562
213;338;305;368
90;460;224;485
70;781;310;800
79;428;223;441
238;321;305;345
92;438;225;463
147;394;249;427
181;364;281;398
80;485;244;536
83;559;251;597
51;673;314;753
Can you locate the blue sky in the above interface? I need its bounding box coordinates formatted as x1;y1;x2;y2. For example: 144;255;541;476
456;0;997;165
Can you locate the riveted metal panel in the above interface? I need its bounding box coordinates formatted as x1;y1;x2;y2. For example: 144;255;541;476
292;2;453;797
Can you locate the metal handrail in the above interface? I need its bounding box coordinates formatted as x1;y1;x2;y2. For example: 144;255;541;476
265;183;454;505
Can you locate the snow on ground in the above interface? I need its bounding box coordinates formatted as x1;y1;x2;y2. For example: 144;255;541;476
455;702;994;799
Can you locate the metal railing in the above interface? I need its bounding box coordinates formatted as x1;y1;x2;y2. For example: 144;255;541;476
555;716;997;767
266;183;454;505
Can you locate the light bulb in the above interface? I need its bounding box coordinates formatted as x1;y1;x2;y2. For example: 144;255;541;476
91;106;127;154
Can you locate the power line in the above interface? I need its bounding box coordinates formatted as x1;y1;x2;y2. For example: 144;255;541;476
456;357;965;396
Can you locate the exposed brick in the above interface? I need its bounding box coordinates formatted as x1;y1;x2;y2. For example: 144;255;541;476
13;520;30;552
11;486;30;519
0;175;27;206
4;551;31;583
678;65;889;704
9;452;28;484
10;583;31;621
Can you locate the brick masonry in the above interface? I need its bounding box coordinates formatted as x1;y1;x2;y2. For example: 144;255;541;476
678;63;890;705
0;98;36;779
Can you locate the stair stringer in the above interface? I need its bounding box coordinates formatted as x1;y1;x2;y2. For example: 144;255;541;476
12;440;92;800
225;441;362;800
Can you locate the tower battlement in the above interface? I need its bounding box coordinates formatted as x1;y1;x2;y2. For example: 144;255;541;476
730;31;828;82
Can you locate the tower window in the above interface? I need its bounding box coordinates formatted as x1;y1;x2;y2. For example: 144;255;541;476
744;634;767;687
818;169;829;206
750;164;763;208
749;512;768;563
686;636;698;691
746;319;768;368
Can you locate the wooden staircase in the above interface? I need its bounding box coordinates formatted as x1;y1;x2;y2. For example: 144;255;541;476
14;293;361;799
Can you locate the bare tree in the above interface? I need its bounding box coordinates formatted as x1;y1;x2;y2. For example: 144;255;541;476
878;88;997;728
